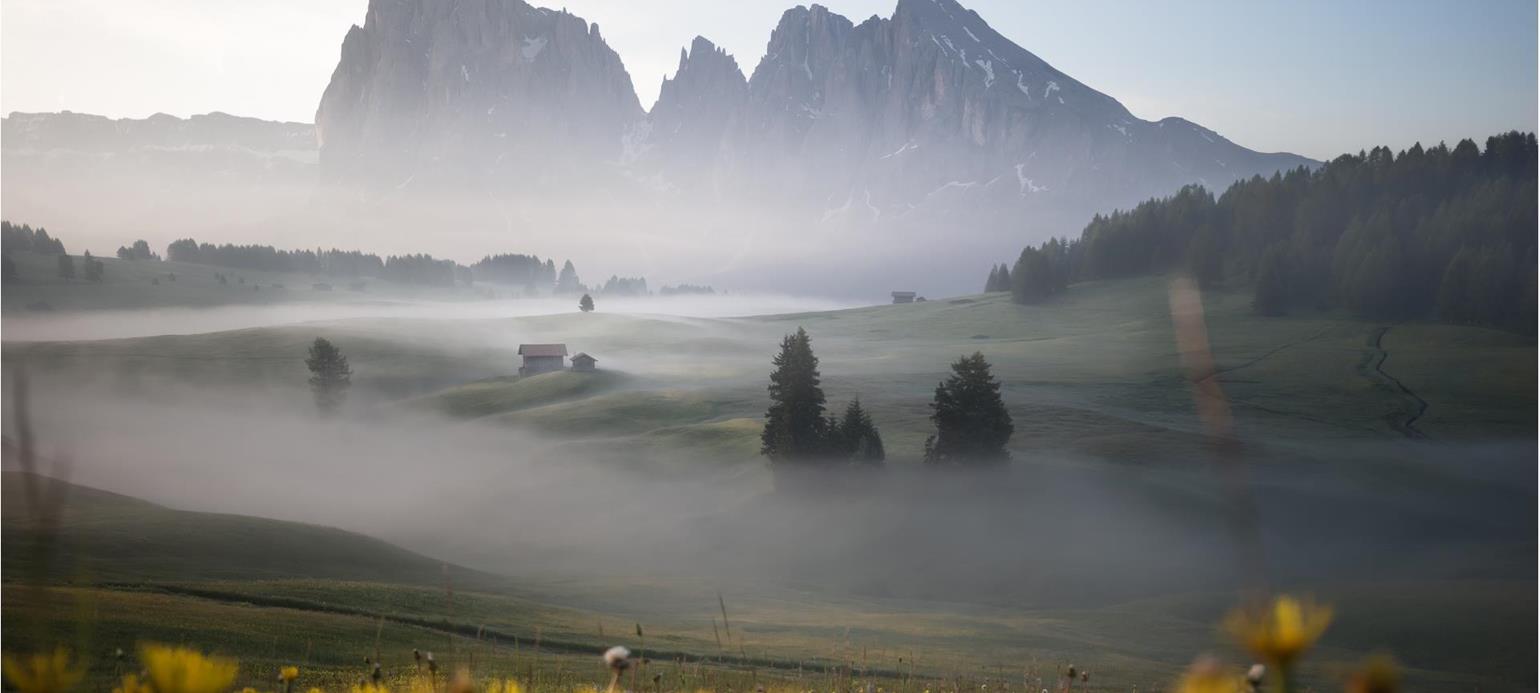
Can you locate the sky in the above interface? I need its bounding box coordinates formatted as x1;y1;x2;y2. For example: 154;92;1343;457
1;0;1535;161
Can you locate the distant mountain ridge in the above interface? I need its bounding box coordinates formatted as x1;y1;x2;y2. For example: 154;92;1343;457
2;0;1318;295
312;0;1314;222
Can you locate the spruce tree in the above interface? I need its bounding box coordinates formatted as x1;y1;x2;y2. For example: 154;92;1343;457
2;254;15;284
838;398;885;464
924;352;1013;465
305;338;353;416
579;293;595;312
995;263;1011;292
56;254;75;280
984;266;999;292
761;327;830;463
557;260;582;293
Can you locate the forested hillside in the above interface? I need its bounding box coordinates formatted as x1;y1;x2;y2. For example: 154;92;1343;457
994;131;1537;332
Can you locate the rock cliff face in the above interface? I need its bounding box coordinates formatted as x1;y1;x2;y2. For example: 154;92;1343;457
314;0;1310;219
681;0;1313;222
642;37;747;190
314;0;642;190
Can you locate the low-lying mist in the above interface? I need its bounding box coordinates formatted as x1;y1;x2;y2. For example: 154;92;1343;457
0;293;859;342
8;374;1533;610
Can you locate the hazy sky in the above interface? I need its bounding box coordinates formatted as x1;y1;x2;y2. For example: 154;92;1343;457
2;0;1534;160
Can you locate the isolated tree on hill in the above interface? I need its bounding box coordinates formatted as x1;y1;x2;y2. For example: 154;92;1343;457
924;352;1013;466
984;265;1001;292
761;327;831;463
56;254;75;280
837;398;885;464
305;338;353;416
579;293;595;313
994;263;1011;292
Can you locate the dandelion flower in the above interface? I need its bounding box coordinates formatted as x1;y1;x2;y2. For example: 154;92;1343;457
3;648;84;693
1222;595;1332;667
603;646;631;672
1245;664;1265;691
140;644;238;693
1174;656;1245;693
1345;655;1399;693
114;675;153;693
280;667;300;682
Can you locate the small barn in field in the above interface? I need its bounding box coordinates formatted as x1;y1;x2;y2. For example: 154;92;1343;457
891;291;917;304
570;352;598;372
518;343;567;375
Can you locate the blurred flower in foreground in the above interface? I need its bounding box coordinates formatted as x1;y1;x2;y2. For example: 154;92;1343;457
1345;655;1400;693
2;648;84;693
484;679;525;693
1175;656;1245;693
114;674;154;693
1223;595;1332;667
141;644;239;693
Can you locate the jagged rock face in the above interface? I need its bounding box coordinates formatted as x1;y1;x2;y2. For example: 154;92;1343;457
710;0;1313;222
314;0;643;191
644;37;747;189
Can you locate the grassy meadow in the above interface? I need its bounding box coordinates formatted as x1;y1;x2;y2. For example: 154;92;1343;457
2;262;1535;692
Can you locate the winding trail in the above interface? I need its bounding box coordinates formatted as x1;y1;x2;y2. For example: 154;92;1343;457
1367;325;1429;439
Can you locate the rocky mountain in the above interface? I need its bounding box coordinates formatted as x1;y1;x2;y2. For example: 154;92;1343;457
1;111;321;252
310;0;1312;235
2;110;314;163
2;0;1318;295
314;0;642;191
649;0;1314;226
641;37;748;191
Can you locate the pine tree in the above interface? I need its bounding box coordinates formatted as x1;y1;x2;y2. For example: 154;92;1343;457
984;265;1000;292
56;254;75;280
761;327;831;464
305;338;353;416
837;398;885;464
924;352;1013;465
579;293;595;312
556;260;582;293
995;263;1010;292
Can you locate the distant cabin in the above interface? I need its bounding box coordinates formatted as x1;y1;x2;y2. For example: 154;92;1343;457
570;352;598;372
891;291;917;304
518;343;567;376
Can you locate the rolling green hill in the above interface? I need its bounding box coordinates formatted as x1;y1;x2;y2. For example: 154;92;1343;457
2;472;503;588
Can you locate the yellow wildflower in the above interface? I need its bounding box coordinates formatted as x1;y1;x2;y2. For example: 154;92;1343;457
140;644;238;693
307;688;324;693
348;685;392;693
1174;657;1245;693
114;674;154;693
241;688;259;693
2;648;84;693
279;667;299;683
484;679;525;693
1222;595;1332;666
1345;655;1400;693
